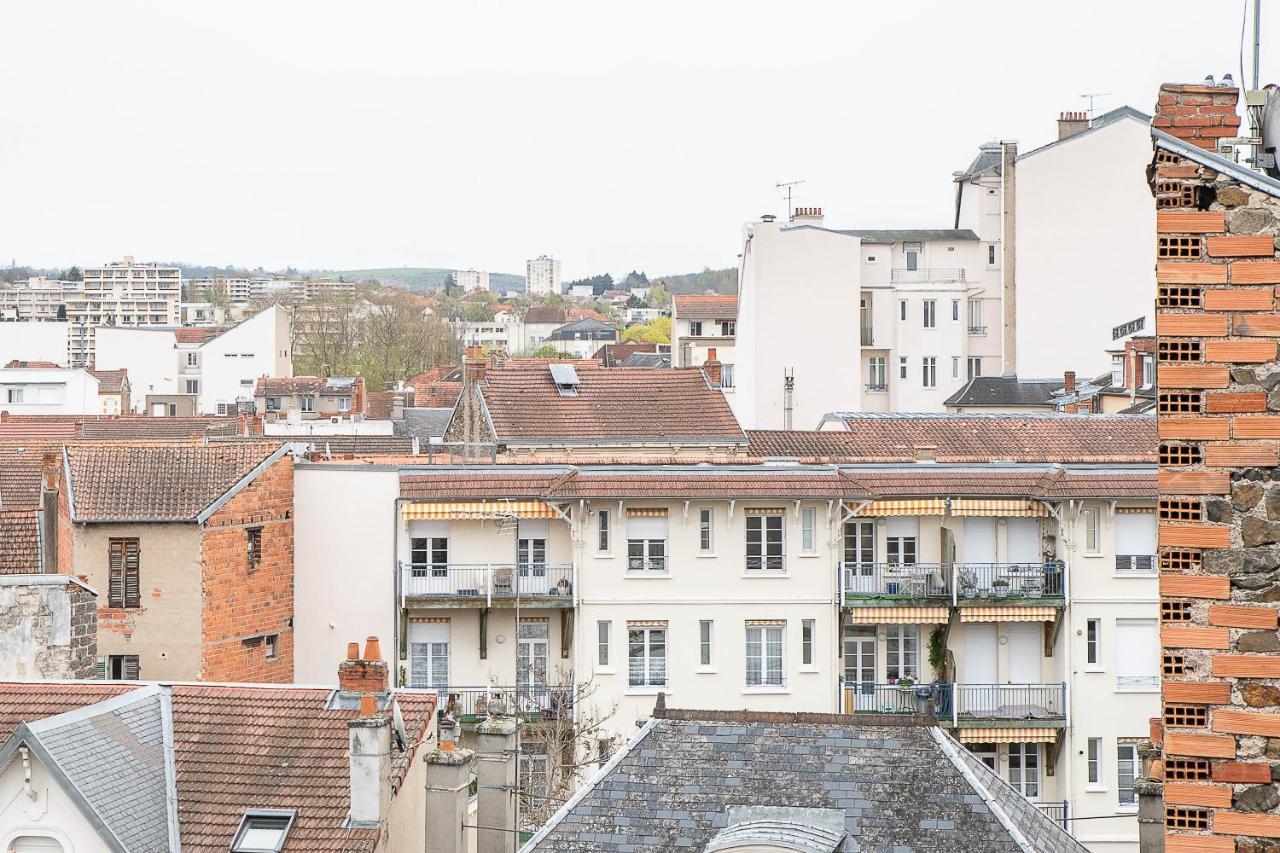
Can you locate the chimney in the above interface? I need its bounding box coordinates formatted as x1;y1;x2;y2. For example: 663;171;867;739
790;206;824;226
424;737;473;853
338;636;389;699
1063;371;1076;394
1154;82;1241;151
391;395;405;422
464;348;488;384
1056;111;1089;141
353;375;367;417
347;692;392;828
475;704;518;853
703;348;722;388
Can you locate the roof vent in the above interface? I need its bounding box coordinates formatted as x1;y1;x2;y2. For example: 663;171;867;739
549;363;581;397
232;809;296;853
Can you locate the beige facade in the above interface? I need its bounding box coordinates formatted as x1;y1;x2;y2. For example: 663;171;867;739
0;750;112;853
70;257;182;367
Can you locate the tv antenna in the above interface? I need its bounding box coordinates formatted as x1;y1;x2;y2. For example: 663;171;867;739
776;180;805;220
1080;93;1111;121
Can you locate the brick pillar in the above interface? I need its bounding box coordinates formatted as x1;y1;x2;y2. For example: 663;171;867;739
475;709;518;853
424;745;473;853
1154;79;1280;852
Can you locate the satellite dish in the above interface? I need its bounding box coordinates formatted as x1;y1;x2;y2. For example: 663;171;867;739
1260;87;1280;178
391;700;408;750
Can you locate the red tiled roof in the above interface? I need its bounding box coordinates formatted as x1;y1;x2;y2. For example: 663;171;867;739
66;442;280;522
555;469;856;499
173;327;227;344
3;360;60;369
411;381;461;408
0;510;41;574
567;308;610;323
407;365;462;386
478;367;744;444
0;419;79;441
0;682;138;739
673;294;738;322
401;469;572;499
766;415;1156;464
255;377;355;397
0;442;59;508
87;368;129;394
79;416;235;440
592;343;663;367
523;306;567;325
366;390;416;420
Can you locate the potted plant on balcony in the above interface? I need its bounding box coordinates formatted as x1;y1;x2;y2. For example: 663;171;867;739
958;568;978;599
991;578;1010;599
895;675;917;693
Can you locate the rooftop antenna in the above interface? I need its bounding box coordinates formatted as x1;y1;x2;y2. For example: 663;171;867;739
776;180;805;221
783;368;795;431
1079;93;1111;121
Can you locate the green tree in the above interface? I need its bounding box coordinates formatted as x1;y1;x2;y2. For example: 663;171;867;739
528;344;573;358
621;316;671;344
646;283;671;309
63;266;83;282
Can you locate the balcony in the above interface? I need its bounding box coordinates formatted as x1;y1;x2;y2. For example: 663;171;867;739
399;563;573;607
842;681;952;718
953;683;1066;724
841;561;1065;603
433;684;574;724
891;268;966;283
1034;801;1070;831
967;325;987;336
1115;554;1156;576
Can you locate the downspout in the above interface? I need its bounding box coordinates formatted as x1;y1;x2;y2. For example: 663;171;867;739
393;495;403;687
1042;498;1075;821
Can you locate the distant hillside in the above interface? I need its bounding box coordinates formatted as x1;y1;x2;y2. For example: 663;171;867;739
651;267;736;295
323;267;526;293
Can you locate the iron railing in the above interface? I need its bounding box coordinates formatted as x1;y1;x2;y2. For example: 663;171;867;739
953;683;1066;720
891;268;967;283
400;563;573;601
1116;675;1159;690
432;684;575;722
841;562;1065;600
967;325;987;335
626;555;668;573
1115;554;1156;575
865;383;888;392
745;555;786;571
1034;801;1069;830
842;562;951;597
955;562;1064;599
841;681;953;717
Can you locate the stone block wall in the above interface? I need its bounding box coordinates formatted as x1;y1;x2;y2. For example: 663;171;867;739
0;577;97;679
1155;81;1280;851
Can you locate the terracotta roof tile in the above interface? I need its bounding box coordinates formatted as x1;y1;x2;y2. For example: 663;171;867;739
66;442;280;521
0;682;138;740
478;367;744;444
522;306;567;325
0;442;59;507
173;326;227;344
79;416;237;440
673;294;738;322
87;368;129;394
0;510;41;573
255;377;357;397
2;360;60;368
401;469;573;499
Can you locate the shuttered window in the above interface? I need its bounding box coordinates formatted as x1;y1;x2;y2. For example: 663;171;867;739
1115;619;1158;689
101;654;140;680
108;538;140;609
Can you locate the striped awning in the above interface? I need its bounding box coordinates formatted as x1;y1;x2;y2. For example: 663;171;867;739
958;727;1060;744
626;508;668;518
627;620;668;628
1116;507;1156;515
401;500;559;520
744;507;787;516
960;606;1057;623
847;606;950;625
851;499;1047;517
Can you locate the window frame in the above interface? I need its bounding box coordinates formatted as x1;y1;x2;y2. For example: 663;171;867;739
800;507;817;554
922;299;936;329
898;300;907;322
745;623;785;689
698;508;714;554
1087;737;1103;788
247;526;263;568
967;356;982;380
627;626;668;689
231;809;296;853
1086;618;1101;667
1084;506;1101;555
596;620;611;669
1116;743;1138;808
596;509;611;553
801;619;815;668
265;633;279;661
745;514;785;572
108;538;141;609
921;357;937;388
898;356;908;380
699;620;713;668
884;624;919;681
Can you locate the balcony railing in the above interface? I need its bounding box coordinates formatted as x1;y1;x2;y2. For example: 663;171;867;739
745;555;786;572
891;268;966;283
967;325;987;336
1116;675;1159;691
400;563;573;603
865;383;888;393
432;684;575;723
953;683;1066;721
842;681;953;717
841;561;1065;601
1115;554;1156;575
1034;801;1070;830
626;556;668;573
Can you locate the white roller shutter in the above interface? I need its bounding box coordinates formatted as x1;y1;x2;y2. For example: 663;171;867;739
1115;619;1158;688
886;517;919;537
518;519;551;539
409;520;450;538
963;518;997;563
1006;519;1040;563
1005;623;1042;683
1115;514;1156;554
964;624;998;683
626;516;669;539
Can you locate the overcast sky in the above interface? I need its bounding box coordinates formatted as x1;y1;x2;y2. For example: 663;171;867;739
0;1;1268;280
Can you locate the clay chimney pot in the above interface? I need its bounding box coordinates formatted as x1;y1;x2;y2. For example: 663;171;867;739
347;642;360;661
363;636;382;661
358;694;378;717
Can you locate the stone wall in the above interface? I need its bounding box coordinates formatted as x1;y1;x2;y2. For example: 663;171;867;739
0;576;96;679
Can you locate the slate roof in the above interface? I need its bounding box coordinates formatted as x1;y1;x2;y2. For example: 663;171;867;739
525;710;1086;853
547;317;618;342
591;343;664;367
65;442;282;522
0;681;438;853
943;376;1062;409
394;408;456;442
0;509;41;573
673;294;739;322
473;367;745;445
833;228;979;243
813;414;1155;463
621;352;671;368
956;142;1004;181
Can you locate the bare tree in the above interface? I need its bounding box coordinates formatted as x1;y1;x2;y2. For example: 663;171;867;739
292;292;361;376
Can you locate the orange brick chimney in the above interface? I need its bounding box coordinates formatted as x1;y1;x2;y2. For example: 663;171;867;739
338;637;389;696
1154;82;1241;151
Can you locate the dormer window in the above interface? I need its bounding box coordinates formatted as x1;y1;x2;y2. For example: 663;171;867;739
232;809;295;853
549;363;580;397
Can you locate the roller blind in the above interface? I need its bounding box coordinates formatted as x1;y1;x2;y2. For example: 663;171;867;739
1116;619;1158;680
626;515;669;539
1115;514;1156;554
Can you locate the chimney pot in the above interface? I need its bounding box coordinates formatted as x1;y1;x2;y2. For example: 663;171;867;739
359;694;378;717
347;642;360;660
364;636;382;661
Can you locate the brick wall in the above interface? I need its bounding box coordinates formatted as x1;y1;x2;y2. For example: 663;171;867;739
199;454;294;682
1155;82;1280;852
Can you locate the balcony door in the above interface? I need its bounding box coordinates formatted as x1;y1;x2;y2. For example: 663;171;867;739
408;622;450;693
1008;742;1041;800
842;627;876;711
409;523;450;594
517;620;550;702
842;520;875;592
517;520;549;595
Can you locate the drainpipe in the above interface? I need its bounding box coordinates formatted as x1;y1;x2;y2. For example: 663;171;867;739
393;496;402;687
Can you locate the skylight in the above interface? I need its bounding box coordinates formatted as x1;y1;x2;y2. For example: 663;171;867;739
231;810;296;853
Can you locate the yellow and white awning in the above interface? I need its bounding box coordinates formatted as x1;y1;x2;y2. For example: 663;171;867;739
401;500;559;520
850;499;1048;518
959;606;1057;623
957;727;1060;744
847;606;950;625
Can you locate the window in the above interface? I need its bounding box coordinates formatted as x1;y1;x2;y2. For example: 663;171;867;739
409;622;450;689
185;352;199;368
988;244;997;265
300;395;314;413
951;357;960;379
104;654;140;680
1140;355;1154;389
265;634;279;661
952;299;960;321
921;357;937;388
898;356;908;380
6;389;22;404
597;620;611;667
722;320;735;336
246;527;263;568
745;624;784;687
967;357;982;380
720;363;735;388
1008;743;1040;798
1116;619;1159;690
699;620;713;667
626;512;668;572
216;403;229;416
867;357;886;390
1112;356;1124;388
905;249;919;271
266;396;281;411
898;300;907;322
1087;619;1100;665
967;299;983;333
597;510;611;552
108;538;140;609
519;743;550;805
338;397;351;412
628;625;667;687
410;536;448;577
231;810;295;853
184;379;200;395
802;619;815;666
1084;507;1100;554
885;625;918;680
745;514;784;571
922;300;936;328
801;508;816;553
866;254;877;262
699;508;713;553
689;321;703;336
1117;744;1138;806
886;534;917;566
1087;737;1102;785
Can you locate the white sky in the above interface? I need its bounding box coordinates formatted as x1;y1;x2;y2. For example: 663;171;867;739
0;1;1268;280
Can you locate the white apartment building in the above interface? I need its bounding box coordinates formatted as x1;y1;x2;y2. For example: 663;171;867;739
454;269;490;292
188;276;257;304
69;257;182;367
95;303;292;415
0;278;83;321
526;256;562;297
294;279;356;302
671;294;736;375
0;321;69;367
0;366;103;414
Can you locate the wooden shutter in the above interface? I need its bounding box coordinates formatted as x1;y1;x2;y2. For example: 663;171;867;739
108;540;125;608
95;657;108;680
124;655;140;681
123;540;140;608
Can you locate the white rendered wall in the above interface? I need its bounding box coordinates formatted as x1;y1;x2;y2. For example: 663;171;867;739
0;322;68;367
